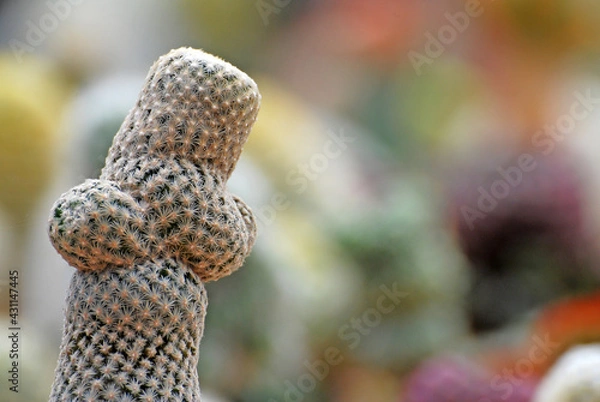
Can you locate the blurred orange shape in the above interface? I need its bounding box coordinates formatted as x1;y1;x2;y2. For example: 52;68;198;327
530;291;600;373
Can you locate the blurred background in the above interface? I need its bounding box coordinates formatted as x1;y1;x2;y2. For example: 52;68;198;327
1;0;600;401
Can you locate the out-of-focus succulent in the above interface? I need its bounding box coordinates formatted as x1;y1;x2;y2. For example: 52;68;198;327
335;180;470;368
478;0;600;56
0;54;70;318
0;54;69;224
533;344;600;402
64;74;146;180
452;153;597;332
181;0;280;63
403;355;535;402
528;291;600;374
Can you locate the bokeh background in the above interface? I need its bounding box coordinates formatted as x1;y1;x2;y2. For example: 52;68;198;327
1;0;600;401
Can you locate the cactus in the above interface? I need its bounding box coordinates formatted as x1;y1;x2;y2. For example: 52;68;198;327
47;47;260;401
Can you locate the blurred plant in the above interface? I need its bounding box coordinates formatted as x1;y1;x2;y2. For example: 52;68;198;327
47;47;259;399
65;74;145;180
244;77;328;189
0;53;70;313
402;354;535;402
197;252;279;397
180;0;305;64
528;291;600;374
399;58;484;154
478;0;600;56
462;0;600;137
334;178;469;369
288;0;425;66
452;152;597;332
329;364;400;402
533;344;600;402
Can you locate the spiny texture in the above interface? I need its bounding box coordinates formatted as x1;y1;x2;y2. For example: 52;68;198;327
48;47;259;401
50;47;258;282
533;344;600;402
51;260;207;401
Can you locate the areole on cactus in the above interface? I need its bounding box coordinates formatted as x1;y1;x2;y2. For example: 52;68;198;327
48;47;260;401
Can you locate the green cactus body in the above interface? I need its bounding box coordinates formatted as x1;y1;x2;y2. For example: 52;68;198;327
48;47;260;401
